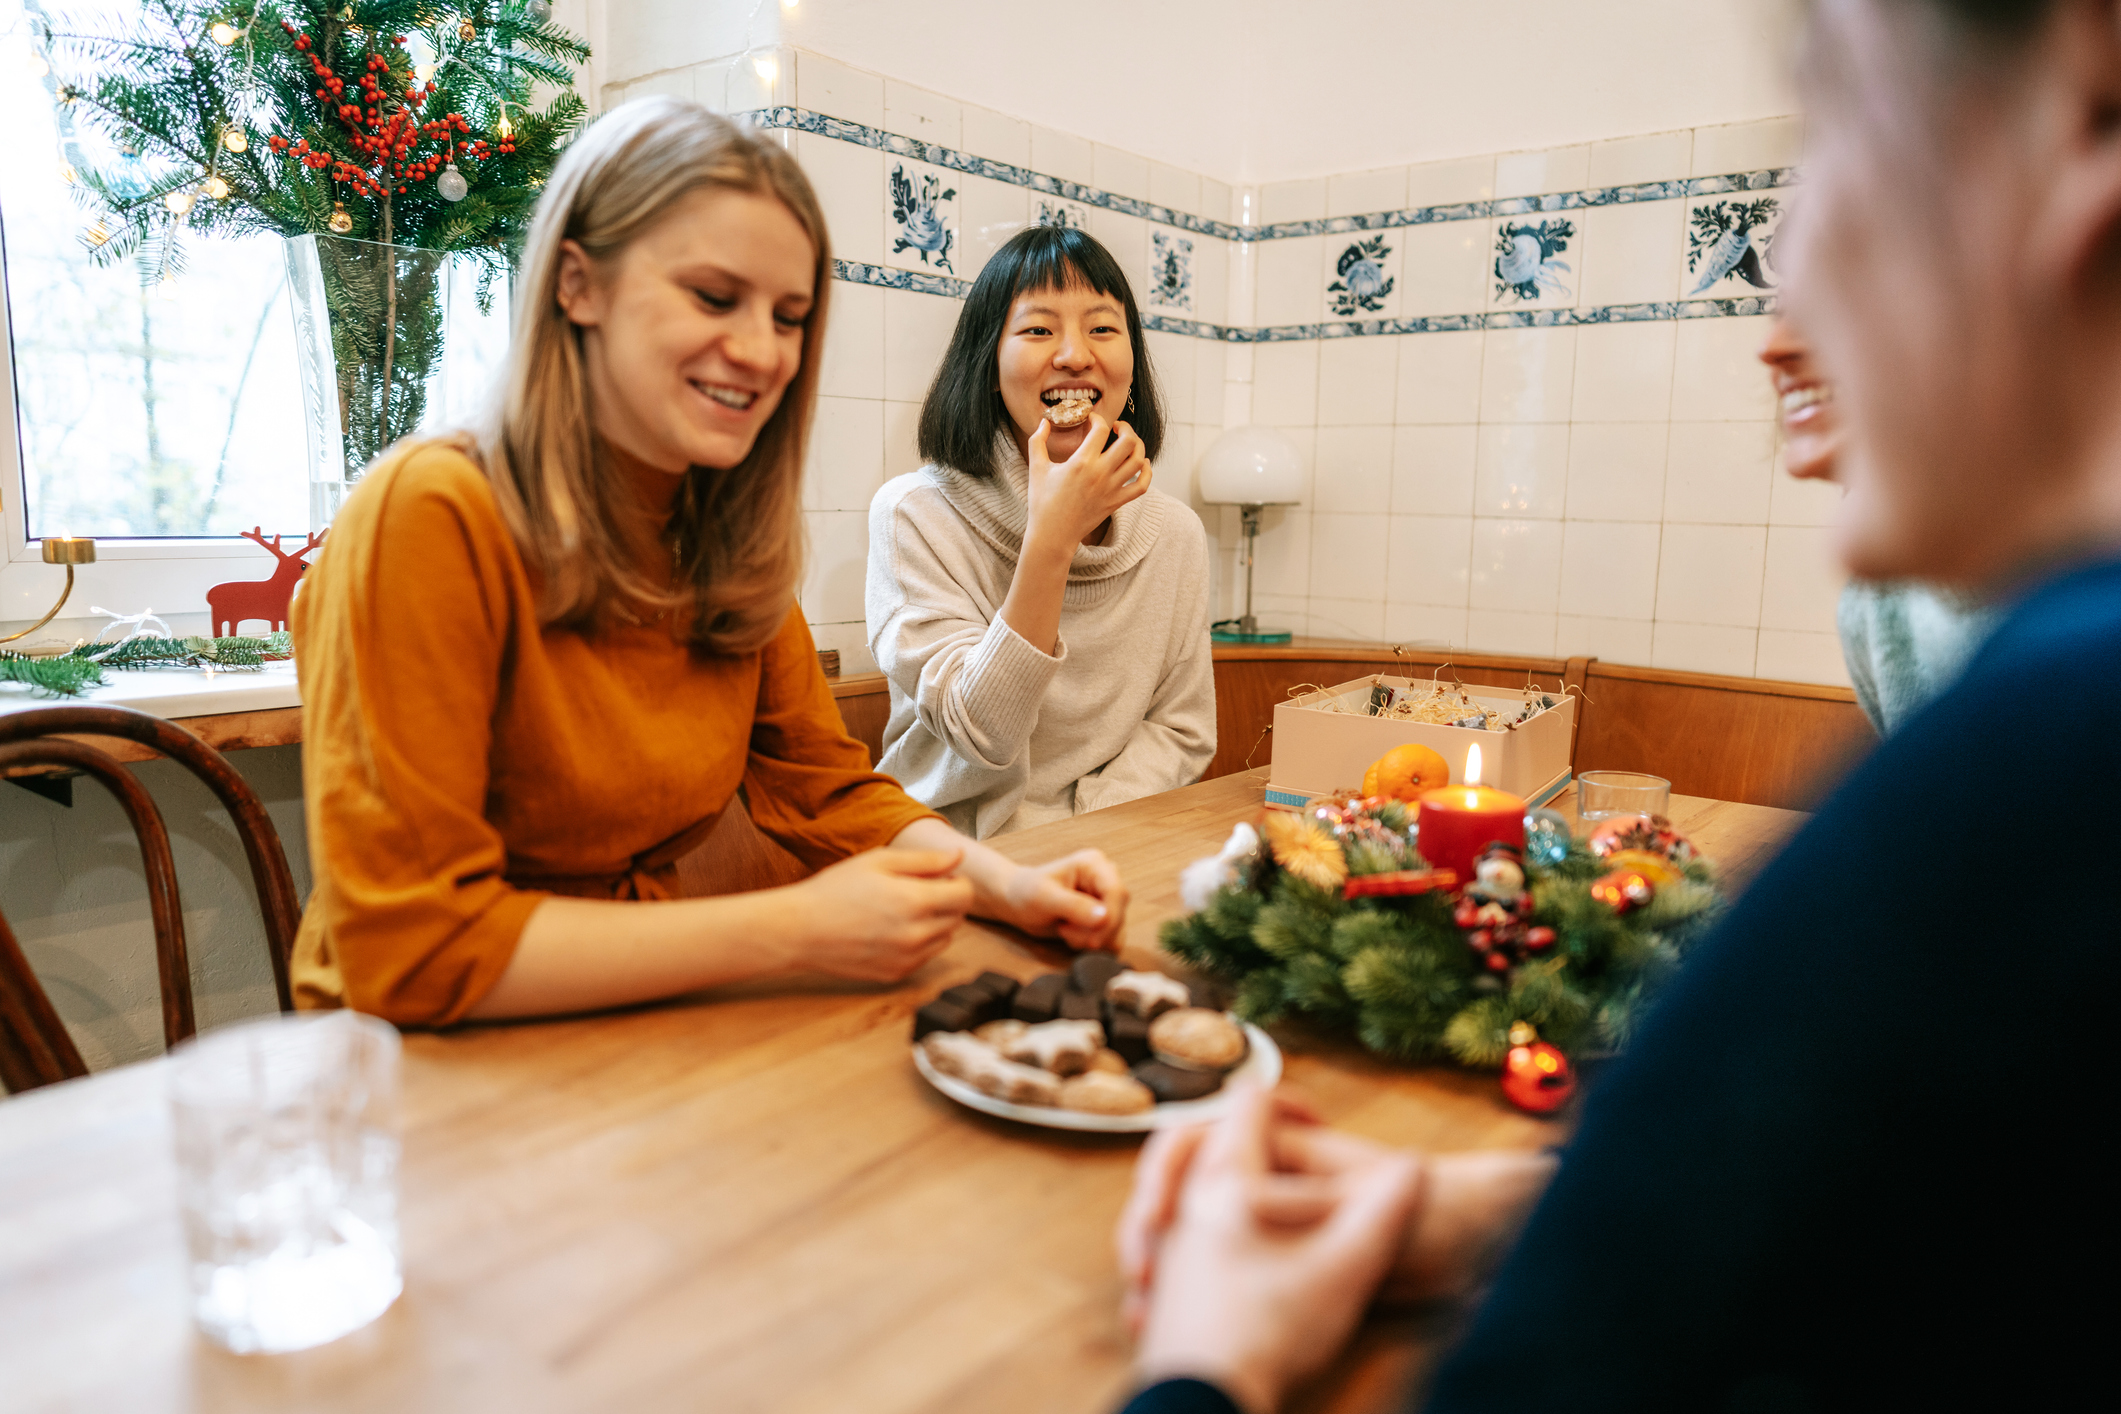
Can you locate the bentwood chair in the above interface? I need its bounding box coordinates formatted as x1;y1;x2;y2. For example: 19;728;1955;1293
0;705;301;1094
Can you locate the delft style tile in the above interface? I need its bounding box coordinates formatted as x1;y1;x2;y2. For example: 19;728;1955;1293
1147;229;1195;312
1035;196;1091;231
884;158;961;277
1323;233;1399;320
1486;215;1582;311
1680;194;1785;299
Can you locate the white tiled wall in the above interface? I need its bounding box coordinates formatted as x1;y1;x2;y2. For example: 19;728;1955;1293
601;48;1846;687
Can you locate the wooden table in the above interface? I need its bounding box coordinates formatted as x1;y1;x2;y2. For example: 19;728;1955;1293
0;771;1802;1414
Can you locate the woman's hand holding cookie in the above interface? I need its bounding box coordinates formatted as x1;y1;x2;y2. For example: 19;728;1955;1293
1025;412;1153;553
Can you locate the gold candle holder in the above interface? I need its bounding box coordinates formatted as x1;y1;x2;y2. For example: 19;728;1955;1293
1;537;97;645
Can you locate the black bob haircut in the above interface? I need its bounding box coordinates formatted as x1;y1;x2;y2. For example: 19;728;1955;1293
916;224;1164;479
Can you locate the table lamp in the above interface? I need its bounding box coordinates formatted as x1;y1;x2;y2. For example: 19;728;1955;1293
1;537;96;648
1197;426;1303;644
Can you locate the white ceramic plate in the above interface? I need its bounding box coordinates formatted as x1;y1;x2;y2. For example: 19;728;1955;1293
912;1021;1283;1133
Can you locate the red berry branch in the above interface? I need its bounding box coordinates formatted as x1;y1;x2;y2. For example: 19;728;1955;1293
265;20;509;208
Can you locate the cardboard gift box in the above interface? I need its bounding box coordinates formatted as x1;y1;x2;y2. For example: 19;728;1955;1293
1266;675;1575;808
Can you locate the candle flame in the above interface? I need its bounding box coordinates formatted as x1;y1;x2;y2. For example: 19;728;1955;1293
1465;743;1483;787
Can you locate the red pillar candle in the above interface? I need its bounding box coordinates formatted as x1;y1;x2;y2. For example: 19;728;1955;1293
1416;784;1527;883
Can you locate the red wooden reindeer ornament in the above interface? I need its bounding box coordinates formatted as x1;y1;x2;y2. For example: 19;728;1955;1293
206;527;326;637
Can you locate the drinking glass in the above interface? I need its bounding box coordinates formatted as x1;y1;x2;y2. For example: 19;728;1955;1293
1576;770;1671;827
170;1011;403;1354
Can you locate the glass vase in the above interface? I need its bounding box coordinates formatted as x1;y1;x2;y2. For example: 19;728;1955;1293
283;234;511;528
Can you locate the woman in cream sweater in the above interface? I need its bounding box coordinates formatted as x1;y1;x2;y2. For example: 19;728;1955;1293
867;226;1216;838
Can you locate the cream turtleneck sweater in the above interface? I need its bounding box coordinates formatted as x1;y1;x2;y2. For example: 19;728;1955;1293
866;438;1217;838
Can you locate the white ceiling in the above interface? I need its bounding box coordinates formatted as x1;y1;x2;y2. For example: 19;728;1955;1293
761;0;1802;184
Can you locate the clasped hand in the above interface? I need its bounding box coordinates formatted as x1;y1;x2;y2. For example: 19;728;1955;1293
1026;412;1153;551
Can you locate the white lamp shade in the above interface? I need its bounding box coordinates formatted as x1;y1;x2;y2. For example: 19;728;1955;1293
1196;426;1305;505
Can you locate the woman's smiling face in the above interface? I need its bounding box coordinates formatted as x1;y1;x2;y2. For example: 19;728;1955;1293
558;185;815;474
995;279;1136;462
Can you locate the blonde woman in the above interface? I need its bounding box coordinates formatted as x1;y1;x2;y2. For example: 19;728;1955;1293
290;98;1125;1026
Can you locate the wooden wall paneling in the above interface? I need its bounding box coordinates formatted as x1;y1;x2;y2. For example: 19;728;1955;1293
830;672;890;767
1575;663;1875;811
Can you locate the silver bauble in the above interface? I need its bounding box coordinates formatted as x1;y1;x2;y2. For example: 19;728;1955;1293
437;162;468;202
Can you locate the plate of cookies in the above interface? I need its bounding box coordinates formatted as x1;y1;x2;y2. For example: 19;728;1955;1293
909;954;1280;1133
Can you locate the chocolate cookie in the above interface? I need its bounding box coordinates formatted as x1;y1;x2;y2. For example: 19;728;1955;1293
1132;1060;1225;1103
913;998;978;1040
1011;973;1067;1023
1069;953;1125;995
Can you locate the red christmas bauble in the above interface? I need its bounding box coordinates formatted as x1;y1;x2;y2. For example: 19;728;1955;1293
1500;1040;1575;1114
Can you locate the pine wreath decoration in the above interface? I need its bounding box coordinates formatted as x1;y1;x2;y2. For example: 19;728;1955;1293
1160;797;1723;1108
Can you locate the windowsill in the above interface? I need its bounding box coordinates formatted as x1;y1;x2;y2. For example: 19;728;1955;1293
0;660;301;723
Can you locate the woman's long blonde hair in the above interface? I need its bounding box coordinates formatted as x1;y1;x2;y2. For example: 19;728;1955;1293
472;97;829;656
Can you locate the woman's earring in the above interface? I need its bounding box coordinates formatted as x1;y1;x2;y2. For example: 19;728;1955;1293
1125;391;1136;418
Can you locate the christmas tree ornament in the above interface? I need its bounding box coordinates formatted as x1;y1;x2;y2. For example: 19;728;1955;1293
526;0;553;20
1260;811;1348;891
1523;807;1571;868
209;21;239;45
459;18;478;41
1590;866;1655;914
1587;813;1697;865
1179;822;1261;912
1499;1024;1575;1115
436;162;468;201
327;200;354;233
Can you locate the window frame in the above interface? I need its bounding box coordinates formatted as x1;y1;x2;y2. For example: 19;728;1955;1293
0;207;265;633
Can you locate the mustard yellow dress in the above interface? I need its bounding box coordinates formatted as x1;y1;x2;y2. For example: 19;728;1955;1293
290;440;936;1025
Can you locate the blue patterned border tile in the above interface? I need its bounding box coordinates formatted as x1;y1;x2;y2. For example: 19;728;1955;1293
742;106;1799;246
1142;312;1225;339
827;265;1776;340
832;258;969;298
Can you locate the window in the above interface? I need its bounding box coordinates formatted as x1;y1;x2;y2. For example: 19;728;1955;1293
3;0;308;541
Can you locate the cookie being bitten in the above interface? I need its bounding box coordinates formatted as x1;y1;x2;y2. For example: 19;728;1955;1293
1045;396;1094;428
1148;1007;1248;1072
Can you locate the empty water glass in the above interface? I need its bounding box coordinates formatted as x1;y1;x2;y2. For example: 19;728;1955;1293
170;1011;403;1354
1576;770;1671;827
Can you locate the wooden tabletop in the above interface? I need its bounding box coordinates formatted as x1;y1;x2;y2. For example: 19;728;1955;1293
0;771;1802;1414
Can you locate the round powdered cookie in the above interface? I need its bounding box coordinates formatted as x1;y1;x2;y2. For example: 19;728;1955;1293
1089;1047;1130;1075
1148;1008;1248;1072
1058;1070;1155;1115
